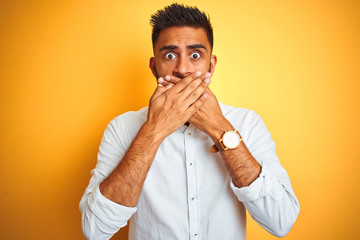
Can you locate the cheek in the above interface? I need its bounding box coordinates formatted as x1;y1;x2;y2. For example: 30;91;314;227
156;61;175;73
193;60;211;72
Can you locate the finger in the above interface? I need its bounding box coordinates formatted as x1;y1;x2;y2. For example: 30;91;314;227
167;71;204;94
164;75;182;84
157;77;171;87
186;93;208;116
150;83;173;101
164;72;211;85
179;72;211;97
183;77;211;106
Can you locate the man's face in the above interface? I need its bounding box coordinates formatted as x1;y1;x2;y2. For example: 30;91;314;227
150;26;217;79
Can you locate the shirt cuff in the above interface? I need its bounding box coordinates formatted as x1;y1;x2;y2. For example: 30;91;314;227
89;185;137;228
230;165;268;203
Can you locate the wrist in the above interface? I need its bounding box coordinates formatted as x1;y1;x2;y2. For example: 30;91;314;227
208;117;234;143
141;120;167;145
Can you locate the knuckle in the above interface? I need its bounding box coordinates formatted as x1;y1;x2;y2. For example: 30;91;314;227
164;92;173;102
193;102;201;111
172;98;181;108
185;76;194;84
189;80;199;89
191;91;199;99
199;96;207;103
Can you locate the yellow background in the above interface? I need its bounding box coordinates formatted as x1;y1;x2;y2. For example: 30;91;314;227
1;0;359;239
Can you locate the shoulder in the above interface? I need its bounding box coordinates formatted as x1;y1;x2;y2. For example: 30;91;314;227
104;106;148;145
111;106;148;127
219;102;262;128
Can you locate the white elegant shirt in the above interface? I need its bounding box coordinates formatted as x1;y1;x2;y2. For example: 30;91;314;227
80;102;300;240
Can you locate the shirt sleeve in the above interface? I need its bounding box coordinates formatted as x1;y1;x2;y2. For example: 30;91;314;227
230;110;300;238
79;117;137;240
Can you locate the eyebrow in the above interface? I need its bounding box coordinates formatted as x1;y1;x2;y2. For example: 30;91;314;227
187;44;206;50
159;44;207;52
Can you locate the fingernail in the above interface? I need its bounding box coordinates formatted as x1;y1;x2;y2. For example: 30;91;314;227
158;77;164;84
203;93;208;99
158;83;164;87
195;71;201;77
165;75;171;81
204;78;211;84
205;72;211;78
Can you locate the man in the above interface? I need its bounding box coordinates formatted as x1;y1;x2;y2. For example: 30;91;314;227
80;3;300;240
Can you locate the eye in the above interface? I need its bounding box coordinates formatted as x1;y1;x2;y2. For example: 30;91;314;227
165;53;176;59
191;52;201;59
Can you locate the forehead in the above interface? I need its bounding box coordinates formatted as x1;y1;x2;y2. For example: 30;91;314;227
154;26;210;51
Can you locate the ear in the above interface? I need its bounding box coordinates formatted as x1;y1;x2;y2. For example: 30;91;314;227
210;55;217;76
149;57;156;77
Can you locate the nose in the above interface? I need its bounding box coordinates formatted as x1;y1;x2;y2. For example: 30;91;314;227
173;55;191;78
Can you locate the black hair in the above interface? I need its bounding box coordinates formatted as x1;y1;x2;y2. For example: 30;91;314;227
150;3;213;50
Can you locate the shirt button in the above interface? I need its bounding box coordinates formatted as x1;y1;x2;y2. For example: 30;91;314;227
191;197;195;201
188;132;192;136
195;233;198;236
190;162;193;166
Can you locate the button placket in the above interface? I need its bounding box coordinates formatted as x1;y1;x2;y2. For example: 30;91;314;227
185;129;199;239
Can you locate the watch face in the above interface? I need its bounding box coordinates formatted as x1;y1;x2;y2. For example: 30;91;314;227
223;131;240;149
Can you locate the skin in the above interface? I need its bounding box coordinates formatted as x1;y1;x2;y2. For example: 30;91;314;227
100;26;261;207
